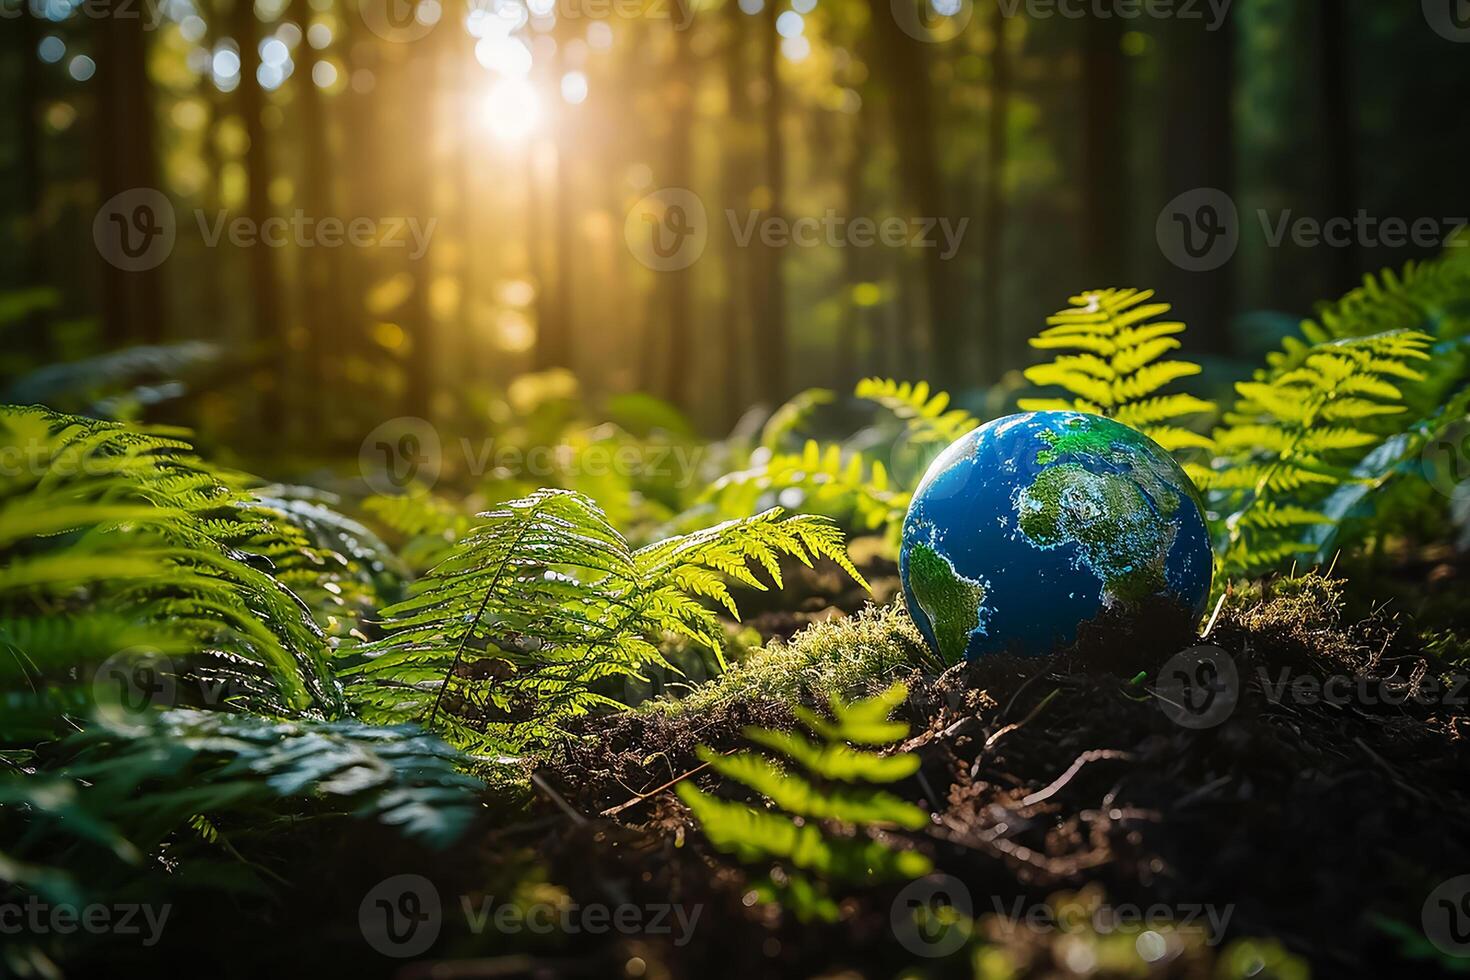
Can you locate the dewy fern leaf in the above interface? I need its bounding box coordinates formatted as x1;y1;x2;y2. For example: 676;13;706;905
1018;289;1215;453
345;489;866;751
677;682;931;923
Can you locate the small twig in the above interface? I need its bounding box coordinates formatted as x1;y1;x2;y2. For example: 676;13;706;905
1021;749;1134;807
599;753;734;818
531;772;589;824
1201;592;1228;640
1173;774;1233;810
1353;738;1428;802
984;688;1061;751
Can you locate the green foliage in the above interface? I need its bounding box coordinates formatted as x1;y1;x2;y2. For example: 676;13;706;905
702;376;981;542
0;407;483;973
1018;288;1216;452
853;377;980;446
705;438;911;534
677;682;930;922
1199;248;1470;578
3;341;223;419
344;488;867;752
0;406;342;728
0;708;480;970
247;484;408;625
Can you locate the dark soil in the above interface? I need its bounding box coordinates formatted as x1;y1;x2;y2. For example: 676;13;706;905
79;574;1470;979
523;576;1470;978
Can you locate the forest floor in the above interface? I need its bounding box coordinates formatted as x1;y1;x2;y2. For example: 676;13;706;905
89;562;1470;979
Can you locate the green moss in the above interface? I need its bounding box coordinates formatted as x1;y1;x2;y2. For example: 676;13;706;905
907;540;989;664
1016;463;1176;603
645;604;927;717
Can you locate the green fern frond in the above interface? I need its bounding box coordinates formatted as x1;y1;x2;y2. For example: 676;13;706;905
0;406;342;722
677;682;930;923
1206;330;1434;579
345;489;866;751
855;377;979;445
702;439;909;534
1020;289;1214;454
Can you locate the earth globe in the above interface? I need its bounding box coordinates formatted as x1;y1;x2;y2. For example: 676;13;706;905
899;411;1212;662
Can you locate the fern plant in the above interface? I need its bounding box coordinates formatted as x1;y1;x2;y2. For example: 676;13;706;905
853;377;980;447
1201;330;1434;577
677;682;931;922
702;377;978;540
0;406;343;729
1018;288;1216;453
343;489;866;752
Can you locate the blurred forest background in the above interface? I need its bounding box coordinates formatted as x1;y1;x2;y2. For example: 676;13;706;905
1;0;1468;452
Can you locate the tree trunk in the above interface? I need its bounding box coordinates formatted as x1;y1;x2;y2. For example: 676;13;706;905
1082;14;1127;288
1160;15;1235;355
291;0;343;431
231;0;286;428
979;3;1013;380
863;0;963;388
660;18;697;407
1317;0;1358;294
755;3;789;404
719;0;751;425
95;5;166;347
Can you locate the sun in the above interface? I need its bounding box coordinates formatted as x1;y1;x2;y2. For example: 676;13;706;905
481;77;542;145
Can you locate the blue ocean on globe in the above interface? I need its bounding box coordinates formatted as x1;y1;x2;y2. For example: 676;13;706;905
899;411;1212;661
